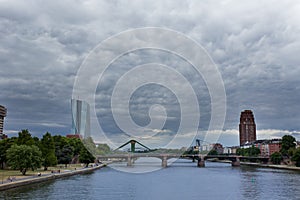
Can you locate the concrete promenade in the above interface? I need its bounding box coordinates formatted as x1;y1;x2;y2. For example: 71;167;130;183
215;159;300;171
240;162;300;171
0;163;107;191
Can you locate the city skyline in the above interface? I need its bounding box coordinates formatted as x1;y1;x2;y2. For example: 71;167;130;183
0;1;300;147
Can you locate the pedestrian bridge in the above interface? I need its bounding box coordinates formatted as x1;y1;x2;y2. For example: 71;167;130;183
97;153;269;168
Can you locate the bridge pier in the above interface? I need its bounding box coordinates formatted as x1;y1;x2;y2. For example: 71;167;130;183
232;157;240;167
127;156;133;166
197;156;205;167
162;156;168;168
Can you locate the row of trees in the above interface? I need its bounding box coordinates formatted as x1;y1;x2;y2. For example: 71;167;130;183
269;135;300;166
234;135;300;167
0;130;111;175
236;146;261;157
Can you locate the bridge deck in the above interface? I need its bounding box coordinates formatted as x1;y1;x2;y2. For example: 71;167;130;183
97;153;268;161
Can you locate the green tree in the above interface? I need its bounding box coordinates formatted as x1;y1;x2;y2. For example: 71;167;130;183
97;143;111;155
6;144;43;175
40;132;57;170
33;136;41;147
17;129;34;146
208;149;218;155
53;135;68;148
236;146;260;156
247;146;260;156
82;137;97;155
0;138;14;169
53;135;69;159
67;137;85;156
79;147;95;167
236;148;245;156
56;144;74;167
270;152;282;165
292;148;300;167
280;135;296;156
288;148;296;157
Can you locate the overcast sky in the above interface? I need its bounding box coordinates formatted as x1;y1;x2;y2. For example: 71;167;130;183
1;0;300;147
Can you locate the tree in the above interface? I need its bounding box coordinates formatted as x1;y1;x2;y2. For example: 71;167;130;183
6;144;43;175
53;135;69;160
33;136;41;147
97;143;111;155
53;135;69;151
292;148;300;167
236;148;245;156
208;149;218;155
67;137;85;156
82;137;97;155
236;146;260;156
56;144;74;167
79;147;95;167
17;129;34;146
0;138;14;169
40;132;57;170
280;135;296;156
247;146;260;156
270;152;282;165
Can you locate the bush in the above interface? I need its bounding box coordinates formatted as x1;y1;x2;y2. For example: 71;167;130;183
292;148;300;167
270;152;282;165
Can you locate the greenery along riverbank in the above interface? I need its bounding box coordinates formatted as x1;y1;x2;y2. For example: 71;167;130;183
0;163;85;183
0;163;106;191
0;130;111;176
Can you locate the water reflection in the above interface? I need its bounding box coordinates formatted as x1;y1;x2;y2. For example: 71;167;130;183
1;162;300;200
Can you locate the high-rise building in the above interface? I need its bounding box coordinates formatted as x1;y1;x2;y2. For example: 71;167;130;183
0;105;7;135
239;110;256;146
71;99;90;139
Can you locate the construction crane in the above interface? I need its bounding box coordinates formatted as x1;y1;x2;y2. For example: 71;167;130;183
184;139;202;155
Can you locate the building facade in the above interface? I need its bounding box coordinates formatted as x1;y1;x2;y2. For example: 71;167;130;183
212;143;224;154
223;146;239;155
267;139;282;156
71;99;91;139
0;105;7;136
241;139;282;157
239;110;256;146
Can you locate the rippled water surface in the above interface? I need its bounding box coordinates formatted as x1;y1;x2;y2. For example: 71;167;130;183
1;161;300;200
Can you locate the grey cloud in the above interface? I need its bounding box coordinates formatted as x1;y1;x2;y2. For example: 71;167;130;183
0;0;299;147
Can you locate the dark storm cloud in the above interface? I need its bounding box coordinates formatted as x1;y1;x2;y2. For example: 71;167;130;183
0;0;299;146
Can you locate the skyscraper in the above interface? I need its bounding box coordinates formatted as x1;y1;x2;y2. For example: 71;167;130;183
71;99;91;139
0;105;6;135
239;110;256;146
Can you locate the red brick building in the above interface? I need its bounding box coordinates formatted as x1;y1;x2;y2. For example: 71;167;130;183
242;139;282;157
66;134;82;139
239;110;256;146
268;139;281;155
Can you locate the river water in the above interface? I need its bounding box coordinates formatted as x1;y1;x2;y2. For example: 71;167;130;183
1;161;300;200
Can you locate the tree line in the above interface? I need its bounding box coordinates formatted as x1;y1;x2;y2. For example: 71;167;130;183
0;129;111;175
270;135;300;166
232;135;300;167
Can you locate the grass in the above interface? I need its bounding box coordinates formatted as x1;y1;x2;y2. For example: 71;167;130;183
0;164;86;183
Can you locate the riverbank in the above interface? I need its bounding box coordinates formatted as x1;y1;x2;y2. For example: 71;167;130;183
213;159;300;171
240;162;300;171
0;163;108;191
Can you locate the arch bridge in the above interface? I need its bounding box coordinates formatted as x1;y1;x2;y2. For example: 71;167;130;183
98;140;269;167
97;153;269;168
